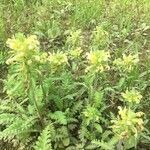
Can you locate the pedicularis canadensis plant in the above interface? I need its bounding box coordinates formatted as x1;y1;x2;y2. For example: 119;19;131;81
0;27;145;150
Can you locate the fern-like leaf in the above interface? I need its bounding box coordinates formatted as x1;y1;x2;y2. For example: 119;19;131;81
0;113;17;125
50;111;67;125
92;139;116;150
0;116;36;141
34;125;53;150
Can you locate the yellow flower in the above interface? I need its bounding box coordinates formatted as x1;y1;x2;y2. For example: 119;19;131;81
6;38;19;51
111;106;144;139
26;35;40;50
86;50;110;73
121;89;142;104
7;34;39;52
6;34;40;64
136;112;144;117
47;51;68;71
113;53;139;72
34;53;48;64
69;47;83;59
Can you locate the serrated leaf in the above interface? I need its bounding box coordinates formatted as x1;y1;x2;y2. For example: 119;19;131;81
34;125;53;150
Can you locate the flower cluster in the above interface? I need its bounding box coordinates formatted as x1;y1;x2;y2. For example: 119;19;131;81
113;53;139;72
111;106;144;139
47;51;68;71
33;52;48;64
86;50;110;73
68;47;83;60
6;33;40;64
121;89;142;104
6;34;69;73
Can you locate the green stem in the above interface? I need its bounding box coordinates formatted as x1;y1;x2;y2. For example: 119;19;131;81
26;65;43;126
37;70;47;105
30;78;43;125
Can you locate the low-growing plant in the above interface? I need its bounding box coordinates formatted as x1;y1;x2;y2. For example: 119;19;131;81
0;1;149;150
0;21;149;149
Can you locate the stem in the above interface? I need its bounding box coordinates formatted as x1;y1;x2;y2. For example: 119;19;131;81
93;73;99;90
37;70;47;105
26;65;43;126
30;78;43;126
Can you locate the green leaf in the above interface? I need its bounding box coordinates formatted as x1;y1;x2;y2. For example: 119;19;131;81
0;113;17;125
94;123;103;133
62;137;70;146
34;125;53;150
124;136;137;149
85;144;98;149
102;130;112;140
93;91;103;107
92;140;115;150
117;77;125;89
51;111;67;125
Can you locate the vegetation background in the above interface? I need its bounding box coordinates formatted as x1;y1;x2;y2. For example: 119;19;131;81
0;0;150;149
